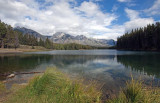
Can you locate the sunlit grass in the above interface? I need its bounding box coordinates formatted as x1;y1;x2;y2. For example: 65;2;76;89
107;77;160;103
6;68;101;103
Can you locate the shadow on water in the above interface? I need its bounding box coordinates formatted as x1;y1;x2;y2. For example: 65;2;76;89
0;54;52;74
117;54;160;78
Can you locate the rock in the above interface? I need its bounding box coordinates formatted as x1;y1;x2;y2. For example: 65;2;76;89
19;83;27;86
7;74;15;78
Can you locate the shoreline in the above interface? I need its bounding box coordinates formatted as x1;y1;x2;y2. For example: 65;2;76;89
1;68;160;103
0;46;50;54
1;68;101;103
0;49;23;54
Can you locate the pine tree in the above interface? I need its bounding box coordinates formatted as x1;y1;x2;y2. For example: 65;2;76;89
117;22;160;51
0;21;7;48
14;31;19;49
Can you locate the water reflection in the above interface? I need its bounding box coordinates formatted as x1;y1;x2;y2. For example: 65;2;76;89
0;54;53;74
117;55;160;78
0;50;160;97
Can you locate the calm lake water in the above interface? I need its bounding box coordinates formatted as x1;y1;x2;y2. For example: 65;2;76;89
0;49;160;97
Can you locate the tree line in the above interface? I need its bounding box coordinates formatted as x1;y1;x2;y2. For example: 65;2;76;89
0;20;94;50
0;20;19;49
117;22;160;51
18;32;95;50
53;43;94;50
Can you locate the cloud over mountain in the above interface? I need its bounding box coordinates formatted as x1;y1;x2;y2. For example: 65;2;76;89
0;0;159;40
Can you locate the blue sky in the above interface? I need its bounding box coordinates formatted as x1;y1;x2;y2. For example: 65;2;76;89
0;0;159;40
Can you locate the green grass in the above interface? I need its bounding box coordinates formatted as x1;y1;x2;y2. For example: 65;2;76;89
2;68;160;103
0;81;6;93
107;77;160;103
6;68;101;103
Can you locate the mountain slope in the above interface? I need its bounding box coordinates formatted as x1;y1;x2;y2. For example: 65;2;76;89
51;32;116;47
98;39;116;46
14;27;46;40
14;27;116;47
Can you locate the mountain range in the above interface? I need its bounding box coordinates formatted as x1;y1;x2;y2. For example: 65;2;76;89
14;27;116;47
14;27;46;40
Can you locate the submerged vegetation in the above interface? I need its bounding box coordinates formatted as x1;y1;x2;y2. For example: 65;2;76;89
0;68;160;103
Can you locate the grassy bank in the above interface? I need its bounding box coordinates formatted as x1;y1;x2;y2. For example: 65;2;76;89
1;68;160;103
5;68;101;103
0;45;49;53
0;82;5;92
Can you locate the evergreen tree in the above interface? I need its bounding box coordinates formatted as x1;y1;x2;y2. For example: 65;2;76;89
117;22;160;51
0;20;95;50
0;21;7;48
45;38;52;49
13;31;19;49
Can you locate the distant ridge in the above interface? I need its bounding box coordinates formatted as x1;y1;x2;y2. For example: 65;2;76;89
14;27;46;40
14;27;116;47
51;32;116;47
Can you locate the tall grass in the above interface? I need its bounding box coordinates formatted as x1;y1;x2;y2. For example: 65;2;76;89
3;68;160;103
6;68;101;103
0;81;6;93
107;77;160;103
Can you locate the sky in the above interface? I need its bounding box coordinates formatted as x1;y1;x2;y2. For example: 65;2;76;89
0;0;160;40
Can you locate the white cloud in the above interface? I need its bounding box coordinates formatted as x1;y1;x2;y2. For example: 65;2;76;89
124;8;155;32
117;0;136;7
0;0;122;40
117;0;131;2
76;1;117;26
144;0;160;15
125;8;139;20
112;5;118;12
1;0;156;40
124;18;154;32
90;0;102;2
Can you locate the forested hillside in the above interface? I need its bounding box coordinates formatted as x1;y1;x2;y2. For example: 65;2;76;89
0;20;19;49
117;22;160;51
0;20;95;50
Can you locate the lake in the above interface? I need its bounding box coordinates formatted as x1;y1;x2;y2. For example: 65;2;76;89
0;49;160;98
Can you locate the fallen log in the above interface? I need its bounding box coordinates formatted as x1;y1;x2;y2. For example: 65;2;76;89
0;71;44;78
7;74;15;78
16;71;44;75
